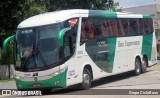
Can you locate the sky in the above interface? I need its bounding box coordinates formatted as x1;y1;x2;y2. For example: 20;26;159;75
114;0;160;8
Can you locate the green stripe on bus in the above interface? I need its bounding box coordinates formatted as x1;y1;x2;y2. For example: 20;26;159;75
102;11;117;18
89;10;117;18
58;27;71;46
141;34;153;60
107;38;117;73
2;35;15;53
16;70;67;90
85;37;116;73
143;15;152;18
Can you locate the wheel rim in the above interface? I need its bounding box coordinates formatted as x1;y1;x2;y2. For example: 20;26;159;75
143;60;147;69
136;60;140;73
142;59;147;73
83;73;90;86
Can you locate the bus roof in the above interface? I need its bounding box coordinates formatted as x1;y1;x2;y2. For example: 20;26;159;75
17;9;152;29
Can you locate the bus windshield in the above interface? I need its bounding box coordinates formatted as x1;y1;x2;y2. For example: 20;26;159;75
15;24;62;71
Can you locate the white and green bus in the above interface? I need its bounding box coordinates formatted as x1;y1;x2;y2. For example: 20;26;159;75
13;9;157;91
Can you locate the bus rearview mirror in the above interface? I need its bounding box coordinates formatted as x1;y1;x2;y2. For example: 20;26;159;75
58;27;71;46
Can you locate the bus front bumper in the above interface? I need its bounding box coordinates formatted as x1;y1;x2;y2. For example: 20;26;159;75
15;70;67;90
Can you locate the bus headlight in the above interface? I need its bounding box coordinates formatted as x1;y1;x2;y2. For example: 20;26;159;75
53;71;60;76
60;66;68;73
50;66;68;77
48;71;60;77
15;75;20;79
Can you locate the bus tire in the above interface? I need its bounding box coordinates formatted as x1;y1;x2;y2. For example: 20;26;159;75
81;68;92;90
133;58;141;76
141;57;147;73
41;89;52;94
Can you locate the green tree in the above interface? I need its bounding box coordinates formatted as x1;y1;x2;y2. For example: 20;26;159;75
0;0;46;48
0;0;121;48
112;2;122;11
0;44;13;65
45;0;120;11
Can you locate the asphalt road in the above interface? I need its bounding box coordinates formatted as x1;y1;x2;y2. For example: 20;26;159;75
0;62;160;98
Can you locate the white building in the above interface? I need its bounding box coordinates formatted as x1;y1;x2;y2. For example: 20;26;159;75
123;4;160;56
123;4;160;28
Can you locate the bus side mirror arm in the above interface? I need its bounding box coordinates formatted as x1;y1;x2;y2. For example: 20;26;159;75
2;35;15;53
58;27;71;46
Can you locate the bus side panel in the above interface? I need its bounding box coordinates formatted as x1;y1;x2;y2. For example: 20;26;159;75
150;31;157;66
74;37;117;83
141;33;153;65
113;36;142;73
85;37;117;73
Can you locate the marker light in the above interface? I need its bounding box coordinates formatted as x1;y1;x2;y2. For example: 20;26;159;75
33;83;41;87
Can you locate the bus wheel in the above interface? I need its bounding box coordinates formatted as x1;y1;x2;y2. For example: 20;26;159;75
81;68;91;90
134;58;141;76
141;57;147;73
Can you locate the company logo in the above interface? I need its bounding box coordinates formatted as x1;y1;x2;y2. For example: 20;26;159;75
33;72;38;76
24;73;31;77
33;72;38;81
1;90;42;96
2;90;11;95
97;41;108;47
68;70;75;76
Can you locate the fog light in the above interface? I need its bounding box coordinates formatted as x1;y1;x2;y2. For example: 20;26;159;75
16;76;20;79
18;85;22;88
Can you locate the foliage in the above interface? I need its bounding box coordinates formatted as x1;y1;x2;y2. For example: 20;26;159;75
0;0;46;49
0;43;13;65
45;0;120;11
0;0;121;35
0;0;121;64
112;2;122;11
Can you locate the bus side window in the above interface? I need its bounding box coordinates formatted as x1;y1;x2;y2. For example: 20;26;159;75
112;19;119;37
88;19;94;39
116;19;122;37
139;19;145;35
64;27;78;57
100;19;108;37
129;19;138;36
81;20;86;39
92;18;103;38
146;19;152;34
118;19;125;36
64;31;72;58
107;20;114;37
122;19;130;36
136;19;140;35
150;19;154;33
80;18;88;45
103;20;109;37
144;19;149;34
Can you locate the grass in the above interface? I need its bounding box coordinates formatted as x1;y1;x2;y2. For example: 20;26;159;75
0;79;15;82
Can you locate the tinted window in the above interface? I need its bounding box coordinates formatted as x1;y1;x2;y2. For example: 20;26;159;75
64;18;79;57
81;18;119;41
129;19;138;36
80;18;94;42
80;17;153;44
